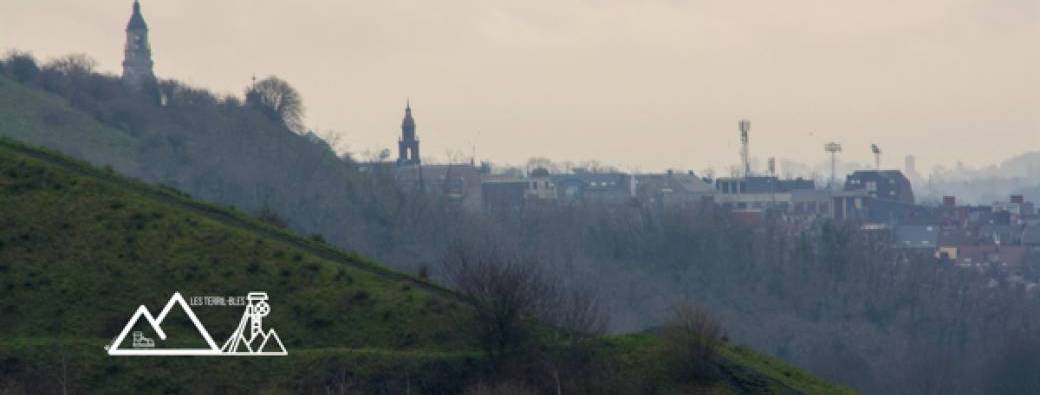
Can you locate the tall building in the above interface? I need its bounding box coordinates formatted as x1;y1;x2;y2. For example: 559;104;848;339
397;102;420;166
122;0;155;89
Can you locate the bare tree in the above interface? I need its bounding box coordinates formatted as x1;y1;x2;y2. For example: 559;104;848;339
37;54;100;101
660;303;723;382
440;244;553;365
44;53;96;77
246;76;305;133
544;281;608;338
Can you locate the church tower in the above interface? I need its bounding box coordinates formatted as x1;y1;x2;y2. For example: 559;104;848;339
397;101;421;166
122;0;155;89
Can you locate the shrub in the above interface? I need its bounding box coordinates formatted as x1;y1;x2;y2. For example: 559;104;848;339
660;303;724;383
3;51;39;83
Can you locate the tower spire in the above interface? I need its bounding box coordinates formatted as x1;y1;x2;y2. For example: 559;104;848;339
397;100;420;166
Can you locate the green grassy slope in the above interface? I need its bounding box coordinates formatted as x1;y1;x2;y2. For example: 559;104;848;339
0;137;483;394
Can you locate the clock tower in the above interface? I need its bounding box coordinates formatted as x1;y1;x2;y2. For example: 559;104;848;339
122;0;155;89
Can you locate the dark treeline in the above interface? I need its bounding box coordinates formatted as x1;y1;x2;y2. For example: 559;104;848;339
4;51;1040;394
444;202;1040;394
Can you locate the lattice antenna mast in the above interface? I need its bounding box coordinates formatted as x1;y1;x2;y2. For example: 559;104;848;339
739;120;751;178
824;142;842;190
871;144;882;170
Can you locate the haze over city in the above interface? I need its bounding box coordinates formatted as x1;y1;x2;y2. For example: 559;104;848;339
2;0;1037;172
6;1;1040;393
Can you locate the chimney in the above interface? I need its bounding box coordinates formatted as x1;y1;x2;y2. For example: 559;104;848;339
943;196;956;207
1011;195;1024;204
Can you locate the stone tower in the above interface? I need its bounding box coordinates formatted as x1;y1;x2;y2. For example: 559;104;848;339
122;0;155;89
397;101;420;166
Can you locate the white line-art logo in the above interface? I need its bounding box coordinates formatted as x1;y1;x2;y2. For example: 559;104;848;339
106;291;287;356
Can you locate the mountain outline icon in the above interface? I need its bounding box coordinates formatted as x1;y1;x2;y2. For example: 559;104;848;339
107;291;287;356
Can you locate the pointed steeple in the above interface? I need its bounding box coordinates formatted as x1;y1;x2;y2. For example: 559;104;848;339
401;100;415;133
397;100;420;166
127;0;148;30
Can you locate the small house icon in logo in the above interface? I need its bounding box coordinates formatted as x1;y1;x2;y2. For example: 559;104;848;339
106;291;287;356
131;331;155;348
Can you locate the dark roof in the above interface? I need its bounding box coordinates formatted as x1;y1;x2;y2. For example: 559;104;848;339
715;176;815;194
957;245;1026;266
635;173;714;194
894;225;939;248
127;1;148;30
551;173;630;191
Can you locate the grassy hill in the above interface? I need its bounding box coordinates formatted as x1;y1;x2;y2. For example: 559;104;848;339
0;74;852;393
0;76;141;176
0;137;483;394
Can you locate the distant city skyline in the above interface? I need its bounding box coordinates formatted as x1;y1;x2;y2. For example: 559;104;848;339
1;0;1036;174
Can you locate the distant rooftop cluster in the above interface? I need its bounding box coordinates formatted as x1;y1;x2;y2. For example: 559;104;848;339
368;101;1039;284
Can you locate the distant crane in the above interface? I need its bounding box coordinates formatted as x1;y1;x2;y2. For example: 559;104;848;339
739;120;751;178
824;142;842;190
871;144;882;170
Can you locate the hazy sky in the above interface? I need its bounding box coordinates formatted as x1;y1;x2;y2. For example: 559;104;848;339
2;0;1037;174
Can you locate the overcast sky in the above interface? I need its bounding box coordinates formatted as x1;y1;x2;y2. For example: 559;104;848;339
2;0;1037;174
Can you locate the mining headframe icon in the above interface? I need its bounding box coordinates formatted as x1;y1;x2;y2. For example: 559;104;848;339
106;291;287;356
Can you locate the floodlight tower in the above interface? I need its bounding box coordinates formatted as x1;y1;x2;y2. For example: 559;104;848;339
871;144;882;170
824;142;842;190
739;120;751;178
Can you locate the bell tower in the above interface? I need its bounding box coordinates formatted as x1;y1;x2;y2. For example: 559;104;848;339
397;101;421;166
122;0;155;89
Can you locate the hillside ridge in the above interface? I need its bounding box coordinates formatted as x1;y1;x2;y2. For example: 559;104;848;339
0;136;456;299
